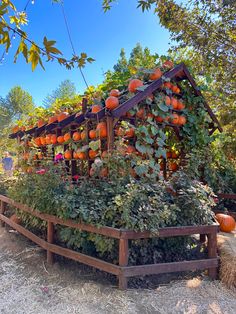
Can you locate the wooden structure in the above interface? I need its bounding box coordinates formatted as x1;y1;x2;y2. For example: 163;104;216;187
9;63;222;179
0;195;219;289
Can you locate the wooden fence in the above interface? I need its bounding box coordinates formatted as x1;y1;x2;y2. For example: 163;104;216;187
0;194;219;289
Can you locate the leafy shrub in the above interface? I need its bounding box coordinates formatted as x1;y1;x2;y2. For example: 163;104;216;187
7;168;215;264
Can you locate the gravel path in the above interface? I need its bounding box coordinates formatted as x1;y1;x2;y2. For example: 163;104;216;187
0;228;236;314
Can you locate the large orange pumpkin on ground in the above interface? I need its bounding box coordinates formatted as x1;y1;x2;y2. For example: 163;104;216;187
105;96;119;110
216;214;235;233
128;79;143;93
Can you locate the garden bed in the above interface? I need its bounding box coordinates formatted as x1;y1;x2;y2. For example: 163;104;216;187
0;195;219;289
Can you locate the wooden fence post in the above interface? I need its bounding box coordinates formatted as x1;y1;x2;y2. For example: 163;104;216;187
200;234;206;243
118;238;129;289
0;201;6;227
207;231;218;279
47;221;54;265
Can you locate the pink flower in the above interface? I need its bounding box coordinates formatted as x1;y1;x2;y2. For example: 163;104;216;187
72;175;80;181
36;169;46;175
55;153;64;162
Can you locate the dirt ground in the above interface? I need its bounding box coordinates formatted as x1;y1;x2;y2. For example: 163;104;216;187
0;227;236;314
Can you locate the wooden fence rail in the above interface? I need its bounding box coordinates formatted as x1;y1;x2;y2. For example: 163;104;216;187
0;195;219;289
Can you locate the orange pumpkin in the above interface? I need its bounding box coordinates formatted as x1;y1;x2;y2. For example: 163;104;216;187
64;150;72;160
45;135;52;145
37;119;46;128
89;130;97;139
48;115;58;124
165;96;171;106
177;101;185;110
136;108;145;119
125;128;135;138
171;97;178;109
88;150;98;159
72;131;81;141
216;214;236;233
150;68;162;81
50;134;57;145
178;116;187;125
40;137;46;146
64;132;71;142
77;151;86;160
105;96;119;110
109;89;120;97
128;79;143;93
81;130;87;141
57;136;65;144
58;112;69;122
91;105;102;113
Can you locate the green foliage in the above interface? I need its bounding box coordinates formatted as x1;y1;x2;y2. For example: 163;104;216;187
43;80;77;107
7;167;215;262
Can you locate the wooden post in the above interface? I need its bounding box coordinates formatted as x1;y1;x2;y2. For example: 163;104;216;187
0;201;6;227
118;238;129;289
107;116;114;152
47;221;54;265
200;234;206;243
207;231;218;279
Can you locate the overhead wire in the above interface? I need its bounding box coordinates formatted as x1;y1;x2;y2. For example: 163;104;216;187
60;2;95;99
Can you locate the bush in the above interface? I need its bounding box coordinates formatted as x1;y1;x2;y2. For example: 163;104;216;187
7;168;215;264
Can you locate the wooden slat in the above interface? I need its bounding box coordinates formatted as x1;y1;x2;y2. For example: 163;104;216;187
122;258;219;277
0;195;121;239
0;214;120;275
120;224;219;239
218;193;236;200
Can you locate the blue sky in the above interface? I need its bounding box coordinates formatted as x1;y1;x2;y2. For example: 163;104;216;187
0;0;171;105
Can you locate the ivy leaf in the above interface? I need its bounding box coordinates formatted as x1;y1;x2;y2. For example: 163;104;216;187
158;102;169;112
89;140;100;151
135;141;147;154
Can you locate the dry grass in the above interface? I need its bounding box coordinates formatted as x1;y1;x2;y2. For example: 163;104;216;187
1;228;236;314
218;230;236;290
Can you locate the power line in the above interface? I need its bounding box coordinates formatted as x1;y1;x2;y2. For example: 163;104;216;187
60;2;93;96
